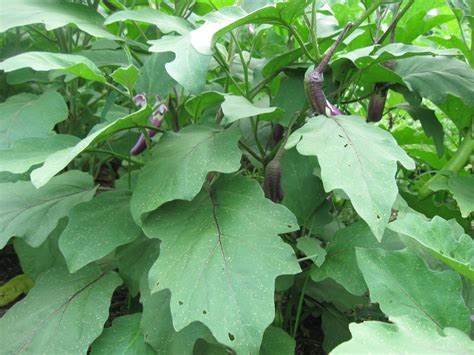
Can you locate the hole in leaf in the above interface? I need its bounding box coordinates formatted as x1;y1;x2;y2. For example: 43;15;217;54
203;310;207;314
228;333;235;341
338;134;343;138
344;143;348;147
287;224;292;228
178;301;183;305
376;215;380;219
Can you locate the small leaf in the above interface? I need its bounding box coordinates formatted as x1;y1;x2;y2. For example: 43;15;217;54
286;115;415;240
136;53;176;97
0;171;96;248
110;65;139;93
59;190;142;273
296;236;326;267
31;105;151;188
0;92;68;149
221;94;281;125
0;266;121;354
259;326;295;355
130;125;241;222
0;52;106;82
91;314;154;355
143;176;300;352
356;248;470;332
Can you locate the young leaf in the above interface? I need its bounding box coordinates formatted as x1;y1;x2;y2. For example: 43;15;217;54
31;105;151;188
332;316;474;355
310;222;402;296
0;52;106;82
0;135;79;174
0;0;115;39
296;236;326;267
0;92;68;149
110;65;139;93
220;94;281;125
389;213;474;281
91;314;154;355
430;174;474;218
0;171;96;249
356;248;470;332
135;53;176;97
286;115;415;240
143;176;300;352
0;265;121;354
130;125;241;222
59;190;142;273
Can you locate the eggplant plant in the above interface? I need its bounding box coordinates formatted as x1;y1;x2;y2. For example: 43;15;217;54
0;0;473;354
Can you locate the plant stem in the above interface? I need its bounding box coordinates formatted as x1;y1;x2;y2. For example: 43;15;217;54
286;24;317;63
316;22;353;73
293;272;310;338
238;140;264;163
86;148;144;166
418;128;473;199
310;0;321;60
376;0;414;45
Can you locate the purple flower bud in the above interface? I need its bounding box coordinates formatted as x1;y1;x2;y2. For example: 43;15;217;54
133;93;147;108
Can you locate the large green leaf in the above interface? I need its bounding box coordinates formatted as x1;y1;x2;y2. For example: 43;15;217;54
430;174;474;218
0;171;96;249
0;0;115;39
31;105;151;188
0;265;121;354
130;125;241;222
105;9;191;35
0;135;79;174
59;190;141;273
310;221;402;296
332;316;474;355
393;56;474;129
91;314;154;355
0;92;68;149
0;52;106;82
286;115;415;240
356;248;470;332
259;326;295;355
143;176;300;353
389;213;474;281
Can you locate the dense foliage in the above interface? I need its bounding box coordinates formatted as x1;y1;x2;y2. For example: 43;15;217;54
0;0;473;353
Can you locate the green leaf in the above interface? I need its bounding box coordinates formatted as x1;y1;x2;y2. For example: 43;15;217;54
296;236;326;267
0;92;68;149
0;52;106;82
148;34;211;94
0;265;121;354
321;310;351;353
310;222;402;296
0;135;79;174
136;53;176;97
0;0;115;39
116;237;160;297
110;65;139;93
431;174;474;218
272;74;306;126
59;190;141;273
356;248;470;332
332;316;474;355
221;94;281;124
91;314;154;355
130;125;241;222
31;105;151;188
141;287;216;353
389;213;474;281
143;176;300;353
14;218;67;280
280;148;326;230
335;43;459;69
0;171;96;249
259;326;295;355
393;56;474;129
104;9;191;35
286;115;415;240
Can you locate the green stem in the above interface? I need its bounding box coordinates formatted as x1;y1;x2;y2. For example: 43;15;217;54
286;24;317;63
418;129;473;199
293;272;310;338
86;148;144;166
376;0;414;45
238;140;264;163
